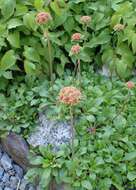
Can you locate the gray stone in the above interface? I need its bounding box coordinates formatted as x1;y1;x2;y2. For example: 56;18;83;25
4;188;13;190
9;176;19;188
13;164;23;179
0;167;4;179
19;178;28;190
1;132;29;170
0;182;5;189
28;112;72;151
2;173;10;183
1;153;12;171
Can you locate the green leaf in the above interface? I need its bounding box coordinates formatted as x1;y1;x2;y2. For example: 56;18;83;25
0;50;16;71
39;168;51;188
24;46;40;62
8;18;23;29
0;0;16;19
15;4;28;16
30;156;44;165
124;152;136;161
116;60;127;78
127;171;136;181
50;1;61;15
114;115;126;128
7;31;20;48
64;17;75;33
23;13;37;31
2;71;13;79
86;30;111;48
82;180;92;190
34;0;44;10
24;60;36;75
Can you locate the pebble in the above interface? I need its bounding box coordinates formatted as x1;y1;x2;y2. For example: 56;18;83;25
13;164;24;178
1;153;12;171
0;167;4;178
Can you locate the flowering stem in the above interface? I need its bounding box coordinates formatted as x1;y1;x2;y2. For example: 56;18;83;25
70;106;74;159
77;59;81;83
45;29;53;87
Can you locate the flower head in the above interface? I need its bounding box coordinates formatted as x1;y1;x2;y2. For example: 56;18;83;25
36;12;52;24
70;44;81;55
113;24;125;31
59;86;81;105
71;33;81;41
80;16;91;24
126;81;135;89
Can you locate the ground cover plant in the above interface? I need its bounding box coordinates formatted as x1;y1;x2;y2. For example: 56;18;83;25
1;0;136;190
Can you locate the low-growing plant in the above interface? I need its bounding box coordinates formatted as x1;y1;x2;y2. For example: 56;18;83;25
23;74;136;190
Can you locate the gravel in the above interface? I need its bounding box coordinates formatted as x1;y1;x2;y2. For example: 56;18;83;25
0;147;36;190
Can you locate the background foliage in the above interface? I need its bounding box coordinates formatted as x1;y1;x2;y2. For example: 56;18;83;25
0;0;136;85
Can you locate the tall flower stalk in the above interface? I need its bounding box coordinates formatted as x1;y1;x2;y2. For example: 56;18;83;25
36;12;53;87
44;29;53;87
59;86;81;159
70;44;81;82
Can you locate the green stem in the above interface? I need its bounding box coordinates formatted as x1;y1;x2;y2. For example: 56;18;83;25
45;29;53;87
70;106;74;160
77;59;81;84
112;90;131;121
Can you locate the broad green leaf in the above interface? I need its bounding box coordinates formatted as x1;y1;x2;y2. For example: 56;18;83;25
50;1;61;15
124;152;136;161
64;17;75;33
127;171;136;181
23;13;37;31
116;60;127;78
15;4;28;16
24;60;36;74
82;180;92;190
3;71;13;79
0;50;16;71
39;168;51;188
8;18;23;29
0;0;16;19
114;115;126;128
24;46;40;62
34;0;44;10
7;31;20;48
86;30;111;48
30;156;44;165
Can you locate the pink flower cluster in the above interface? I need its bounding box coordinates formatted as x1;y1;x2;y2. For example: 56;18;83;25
80;16;91;24
126;81;135;89
70;44;81;55
59;86;81;105
36;12;52;24
71;33;81;41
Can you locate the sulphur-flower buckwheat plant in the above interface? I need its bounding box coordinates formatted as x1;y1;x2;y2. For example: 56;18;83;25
36;12;53;88
59;86;81;159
